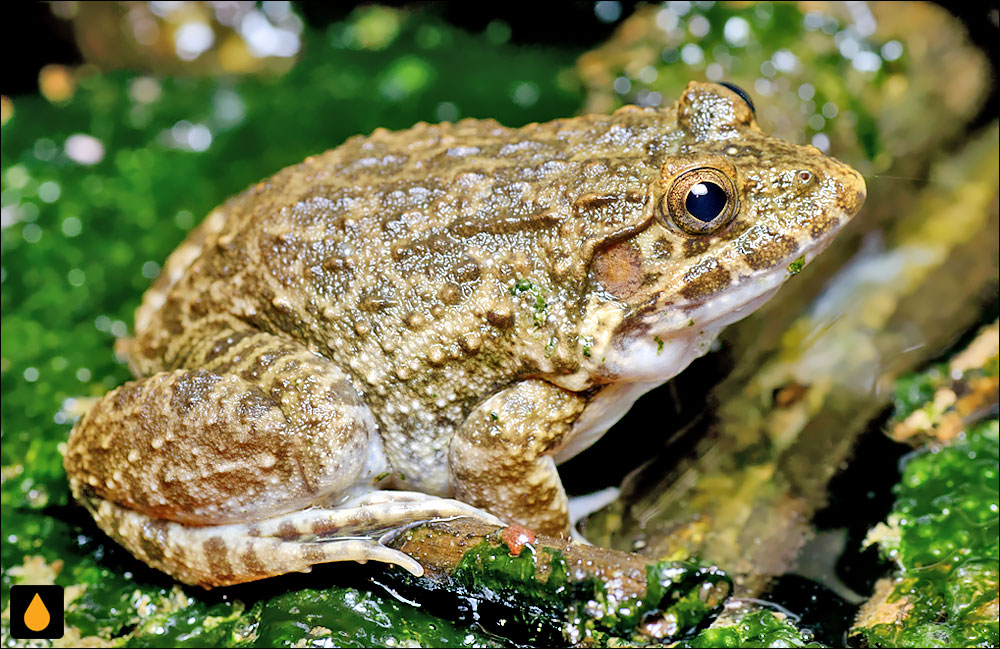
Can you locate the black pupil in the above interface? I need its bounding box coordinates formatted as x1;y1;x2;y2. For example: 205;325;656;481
685;182;727;222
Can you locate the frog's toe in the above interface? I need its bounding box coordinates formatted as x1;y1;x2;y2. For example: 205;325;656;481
296;539;425;577
567;486;620;544
232;490;503;542
307;490;507;536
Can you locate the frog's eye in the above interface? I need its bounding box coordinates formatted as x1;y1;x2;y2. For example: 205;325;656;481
661;167;738;235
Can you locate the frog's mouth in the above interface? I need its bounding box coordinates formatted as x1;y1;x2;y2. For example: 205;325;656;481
680;229;843;330
554;253;802;464
601;230;844;384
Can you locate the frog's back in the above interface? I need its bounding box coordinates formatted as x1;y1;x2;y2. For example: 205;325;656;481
130;110;675;384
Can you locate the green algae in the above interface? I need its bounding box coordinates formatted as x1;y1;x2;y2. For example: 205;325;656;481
856;419;999;648
436;535;731;645
677;608;824;648
889;344;998;447
891;363;951;424
510;279;549;327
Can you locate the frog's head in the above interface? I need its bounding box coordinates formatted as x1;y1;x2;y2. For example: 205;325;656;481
578;81;866;384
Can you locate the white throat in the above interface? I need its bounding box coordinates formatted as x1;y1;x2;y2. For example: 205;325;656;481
555;261;791;464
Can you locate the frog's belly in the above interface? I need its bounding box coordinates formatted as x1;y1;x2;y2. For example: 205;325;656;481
558;275;787;463
556;319;725;464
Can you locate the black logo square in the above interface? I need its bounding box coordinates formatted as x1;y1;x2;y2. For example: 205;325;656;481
9;585;64;639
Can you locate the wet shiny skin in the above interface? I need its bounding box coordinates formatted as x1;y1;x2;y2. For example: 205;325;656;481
64;82;865;586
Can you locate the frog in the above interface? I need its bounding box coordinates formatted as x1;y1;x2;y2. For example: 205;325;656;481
63;82;865;587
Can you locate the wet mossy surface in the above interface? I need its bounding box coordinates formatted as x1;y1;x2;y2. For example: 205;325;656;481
677;608;824;648
856;417;999;648
448;539;731;644
379;529;733;646
852;325;999;648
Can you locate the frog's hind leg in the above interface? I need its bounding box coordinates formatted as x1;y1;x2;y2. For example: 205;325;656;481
65;320;387;526
80;490;503;587
64;321;503;585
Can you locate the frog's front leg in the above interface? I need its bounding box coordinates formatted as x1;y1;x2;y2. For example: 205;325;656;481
449;379;589;536
64;321;499;586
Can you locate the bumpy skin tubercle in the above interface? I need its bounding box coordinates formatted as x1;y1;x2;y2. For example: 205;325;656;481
64;82;865;586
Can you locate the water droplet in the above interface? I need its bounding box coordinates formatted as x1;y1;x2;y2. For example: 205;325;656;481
62;216;82;237
594;1;622;23
724;16;750;46
38;181;61;203
680;43;703;65
511;81;539;108
435;101;458;122
688;14;710;38
881;40;903;61
65;134;105;165
174;21;215;60
142;260;161;279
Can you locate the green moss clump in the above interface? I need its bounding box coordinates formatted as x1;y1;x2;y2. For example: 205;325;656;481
418;537;732;646
510;278;549;327
856;419;999;648
676;608;823;648
890;363;949;424
442;535;731;645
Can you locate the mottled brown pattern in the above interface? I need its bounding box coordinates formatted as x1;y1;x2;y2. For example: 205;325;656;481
592;242;644;298
169;369;222;415
450;379;588;535
65;330;371;527
301;545;328;563
743;235;799;271
682;238;711;258
680;264;733;300
204;329;255;363
810;217;839;240
650;237;673;259
240;546;266;576
276;522;299;541
138;519;168;565
204;536;234;583
64;82;866;586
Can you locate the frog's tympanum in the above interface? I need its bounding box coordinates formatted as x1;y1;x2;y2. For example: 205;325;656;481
65;83;865;587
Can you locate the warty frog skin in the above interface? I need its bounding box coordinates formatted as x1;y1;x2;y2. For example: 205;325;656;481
64;82;866;587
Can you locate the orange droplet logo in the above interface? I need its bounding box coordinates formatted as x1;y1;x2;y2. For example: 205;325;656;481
24;592;51;632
